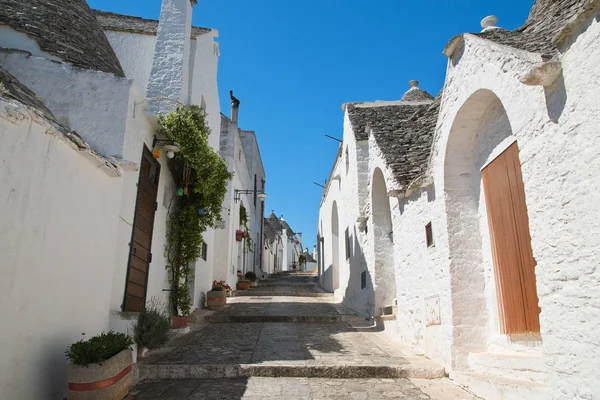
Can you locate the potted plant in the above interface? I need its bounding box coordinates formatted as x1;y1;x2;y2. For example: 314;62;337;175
207;280;229;310
235;229;245;242
66;331;133;400
237;279;250;290
245;271;257;287
133;298;172;359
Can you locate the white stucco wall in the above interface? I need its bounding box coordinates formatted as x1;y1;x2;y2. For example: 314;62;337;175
0;102;123;400
426;14;600;398
0;51;132;158
104;31;156;97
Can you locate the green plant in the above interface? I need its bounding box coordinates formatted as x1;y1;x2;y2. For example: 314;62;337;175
298;254;306;267
211;285;224;291
245;271;257;282
238;279;250;284
239;203;253;252
159;106;233;316
133;298;172;351
65;332;133;366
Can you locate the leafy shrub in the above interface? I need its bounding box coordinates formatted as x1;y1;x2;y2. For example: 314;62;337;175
244;271;257;282
133;298;172;351
65;332;133;366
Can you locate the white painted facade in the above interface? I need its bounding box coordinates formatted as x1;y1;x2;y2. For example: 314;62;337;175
215;114;266;287
0;0;233;398
318;8;600;400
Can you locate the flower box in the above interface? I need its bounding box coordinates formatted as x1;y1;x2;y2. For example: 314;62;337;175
171;316;188;329
207;290;227;310
67;349;132;400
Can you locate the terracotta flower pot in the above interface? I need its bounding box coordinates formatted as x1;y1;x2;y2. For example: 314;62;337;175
67;349;132;400
207;290;227;310
171;316;188;329
237;282;250;290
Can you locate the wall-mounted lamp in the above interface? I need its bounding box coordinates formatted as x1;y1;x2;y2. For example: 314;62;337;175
152;137;181;159
234;189;267;203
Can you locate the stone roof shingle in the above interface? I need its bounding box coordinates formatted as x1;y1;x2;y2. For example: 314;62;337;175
94;10;212;37
0;0;124;77
475;0;597;55
374;95;441;189
345;84;440;189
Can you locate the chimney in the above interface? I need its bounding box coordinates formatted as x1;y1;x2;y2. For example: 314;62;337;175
297;232;303;245
230;90;240;125
146;0;195;114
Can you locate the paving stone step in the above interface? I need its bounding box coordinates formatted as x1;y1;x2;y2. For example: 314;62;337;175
136;363;445;381
128;377;477;400
257;282;317;287
234;291;333;298
204;315;344;323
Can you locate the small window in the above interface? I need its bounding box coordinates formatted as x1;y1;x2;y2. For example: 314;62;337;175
361;271;367;289
345;228;351;260
201;242;208;260
425;222;434;247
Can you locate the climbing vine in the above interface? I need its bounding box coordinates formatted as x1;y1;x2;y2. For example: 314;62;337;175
239;202;253;252
159;105;233;317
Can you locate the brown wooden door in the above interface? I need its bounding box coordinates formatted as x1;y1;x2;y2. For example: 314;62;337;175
123;146;160;312
482;142;540;334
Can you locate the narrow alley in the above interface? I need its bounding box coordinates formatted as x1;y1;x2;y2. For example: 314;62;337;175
128;273;476;399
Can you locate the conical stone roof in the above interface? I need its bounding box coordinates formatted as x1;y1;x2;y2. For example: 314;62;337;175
0;0;124;77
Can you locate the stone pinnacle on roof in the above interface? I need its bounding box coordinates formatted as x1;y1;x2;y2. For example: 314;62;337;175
400;80;435;102
481;15;501;32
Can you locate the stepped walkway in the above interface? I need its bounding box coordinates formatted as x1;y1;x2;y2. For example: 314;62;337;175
129;273;477;399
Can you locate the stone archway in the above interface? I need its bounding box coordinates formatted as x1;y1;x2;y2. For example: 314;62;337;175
371;168;396;316
331;201;340;291
444;89;539;368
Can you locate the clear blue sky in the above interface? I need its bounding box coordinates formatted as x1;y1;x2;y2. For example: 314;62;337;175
90;0;533;251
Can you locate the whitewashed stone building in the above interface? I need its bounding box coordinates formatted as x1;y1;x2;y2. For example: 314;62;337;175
263;211;303;272
318;1;600;399
214;96;266;286
0;0;263;398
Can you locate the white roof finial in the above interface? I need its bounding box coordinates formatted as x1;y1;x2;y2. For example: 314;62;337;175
481;15;499;32
409;80;419;87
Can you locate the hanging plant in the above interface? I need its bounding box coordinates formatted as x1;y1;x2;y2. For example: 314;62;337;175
239;202;253;252
159;105;233;317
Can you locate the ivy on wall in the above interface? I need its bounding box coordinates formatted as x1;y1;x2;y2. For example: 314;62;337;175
159;105;233;317
239;202;253;252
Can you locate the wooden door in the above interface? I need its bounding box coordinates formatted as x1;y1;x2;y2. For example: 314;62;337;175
482;142;540;334
123;146;161;312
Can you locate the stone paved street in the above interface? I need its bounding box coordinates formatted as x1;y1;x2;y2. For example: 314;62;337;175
131;274;478;399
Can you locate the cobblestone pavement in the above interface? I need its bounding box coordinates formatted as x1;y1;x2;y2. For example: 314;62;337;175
133;274;477;399
128;377;476;399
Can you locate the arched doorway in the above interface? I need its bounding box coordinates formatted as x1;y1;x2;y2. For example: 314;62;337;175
371;168;396;316
444;89;540;368
331;201;340;291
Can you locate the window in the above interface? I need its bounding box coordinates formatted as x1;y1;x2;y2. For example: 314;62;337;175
425;222;434;247
361;271;367;289
201;242;208;260
345;228;351;260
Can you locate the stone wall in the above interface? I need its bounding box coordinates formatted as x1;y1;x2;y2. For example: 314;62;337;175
0;97;123;400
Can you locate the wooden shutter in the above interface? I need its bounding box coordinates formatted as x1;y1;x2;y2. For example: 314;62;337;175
482;142;540;334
